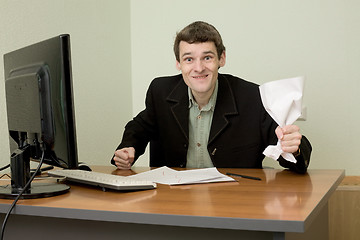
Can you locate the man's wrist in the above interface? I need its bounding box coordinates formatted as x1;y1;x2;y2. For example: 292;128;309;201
293;148;301;157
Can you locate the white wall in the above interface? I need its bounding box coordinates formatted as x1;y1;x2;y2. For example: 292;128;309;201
130;0;360;174
1;1;359;175
0;0;132;167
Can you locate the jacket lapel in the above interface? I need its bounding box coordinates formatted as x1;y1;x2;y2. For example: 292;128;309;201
165;74;238;144
166;77;189;141
209;74;238;144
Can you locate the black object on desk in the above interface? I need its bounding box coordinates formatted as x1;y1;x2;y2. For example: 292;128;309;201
226;172;262;181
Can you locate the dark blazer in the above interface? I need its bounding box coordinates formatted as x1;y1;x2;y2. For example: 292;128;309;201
113;74;311;173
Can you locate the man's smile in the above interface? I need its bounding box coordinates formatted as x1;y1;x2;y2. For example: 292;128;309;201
192;74;209;80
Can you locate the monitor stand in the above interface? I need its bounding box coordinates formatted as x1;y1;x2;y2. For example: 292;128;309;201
0;146;70;199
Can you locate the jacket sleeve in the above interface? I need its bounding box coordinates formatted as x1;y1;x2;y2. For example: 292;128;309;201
111;81;158;166
278;135;312;174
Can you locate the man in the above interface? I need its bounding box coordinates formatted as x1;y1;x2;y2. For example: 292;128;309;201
112;21;311;173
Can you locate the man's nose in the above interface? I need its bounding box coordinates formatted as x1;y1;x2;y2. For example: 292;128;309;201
194;59;205;72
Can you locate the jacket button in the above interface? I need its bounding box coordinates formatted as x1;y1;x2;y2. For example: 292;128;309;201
180;164;185;168
184;144;187;148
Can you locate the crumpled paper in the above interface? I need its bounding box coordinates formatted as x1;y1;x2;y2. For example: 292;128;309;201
259;76;304;163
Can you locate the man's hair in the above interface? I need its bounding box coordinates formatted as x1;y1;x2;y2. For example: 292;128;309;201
173;21;226;62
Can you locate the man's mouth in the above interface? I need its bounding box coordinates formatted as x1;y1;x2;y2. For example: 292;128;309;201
192;74;208;79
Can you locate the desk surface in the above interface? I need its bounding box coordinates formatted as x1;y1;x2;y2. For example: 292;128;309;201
0;167;344;233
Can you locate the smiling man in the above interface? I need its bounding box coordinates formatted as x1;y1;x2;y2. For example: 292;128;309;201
112;21;312;173
176;41;225;109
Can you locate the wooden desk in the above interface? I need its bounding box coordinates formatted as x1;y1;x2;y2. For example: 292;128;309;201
0;167;344;240
329;176;360;240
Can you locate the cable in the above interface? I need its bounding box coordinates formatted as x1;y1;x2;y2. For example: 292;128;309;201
0;174;11;180
0;150;45;240
0;165;10;172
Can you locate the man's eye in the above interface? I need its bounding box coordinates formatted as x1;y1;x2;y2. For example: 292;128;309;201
204;56;212;61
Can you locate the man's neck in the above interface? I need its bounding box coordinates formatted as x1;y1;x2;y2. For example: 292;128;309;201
191;86;215;110
192;91;212;110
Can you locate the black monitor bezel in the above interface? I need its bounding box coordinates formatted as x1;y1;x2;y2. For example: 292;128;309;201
4;34;78;170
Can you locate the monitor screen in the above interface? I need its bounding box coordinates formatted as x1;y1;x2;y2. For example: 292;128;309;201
2;34;78;198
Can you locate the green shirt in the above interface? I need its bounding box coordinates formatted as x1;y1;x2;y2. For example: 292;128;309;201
186;81;218;168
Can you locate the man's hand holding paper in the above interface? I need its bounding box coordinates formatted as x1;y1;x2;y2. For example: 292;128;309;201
275;125;302;155
259;76;304;163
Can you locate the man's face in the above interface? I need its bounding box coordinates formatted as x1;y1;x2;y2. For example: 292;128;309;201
176;41;226;100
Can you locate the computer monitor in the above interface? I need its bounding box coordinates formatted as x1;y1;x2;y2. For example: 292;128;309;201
2;34;78;199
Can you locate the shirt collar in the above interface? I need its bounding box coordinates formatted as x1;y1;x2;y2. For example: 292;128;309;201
188;80;218;112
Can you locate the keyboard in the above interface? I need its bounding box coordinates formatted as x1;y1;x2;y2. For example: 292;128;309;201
48;169;157;191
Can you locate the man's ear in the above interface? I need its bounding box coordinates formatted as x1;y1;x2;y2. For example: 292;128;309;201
176;61;181;71
219;51;226;67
